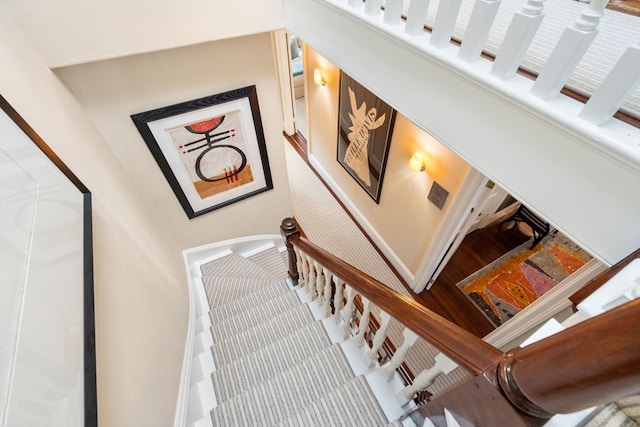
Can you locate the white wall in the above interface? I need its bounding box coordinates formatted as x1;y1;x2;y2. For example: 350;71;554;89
286;0;640;266
304;47;471;277
0;10;292;427
2;0;284;67
55;33;293;250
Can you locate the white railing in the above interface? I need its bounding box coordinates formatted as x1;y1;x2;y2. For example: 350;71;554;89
365;0;640;125
295;247;471;407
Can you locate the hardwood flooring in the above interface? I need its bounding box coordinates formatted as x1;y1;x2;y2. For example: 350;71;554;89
284;132;533;338
415;221;532;338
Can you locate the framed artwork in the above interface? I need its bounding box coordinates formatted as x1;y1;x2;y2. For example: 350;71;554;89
131;85;273;218
337;72;396;203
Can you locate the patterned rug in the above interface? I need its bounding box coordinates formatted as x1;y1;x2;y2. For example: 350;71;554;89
456;230;592;327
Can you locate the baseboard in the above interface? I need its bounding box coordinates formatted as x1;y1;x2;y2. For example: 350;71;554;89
308;153;414;285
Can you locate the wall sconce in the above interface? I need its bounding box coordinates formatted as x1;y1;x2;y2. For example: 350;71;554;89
313;68;326;86
409;152;426;172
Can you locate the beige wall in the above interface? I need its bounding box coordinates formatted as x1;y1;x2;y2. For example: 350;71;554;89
303;47;471;275
1;11;291;427
55;33;293;251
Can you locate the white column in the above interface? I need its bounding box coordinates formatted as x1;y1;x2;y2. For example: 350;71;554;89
332;277;345;323
384;0;404;25
405;0;431;36
458;1;501;63
367;311;391;367
530;0;608;100
383;328;419;380
322;267;333;317
430;0;464;48
354;297;372;346
365;0;383;16
341;286;357;340
490;0;545;80
396;353;458;406
579;45;640;125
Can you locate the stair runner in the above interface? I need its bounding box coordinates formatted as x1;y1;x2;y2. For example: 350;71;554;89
200;246;390;426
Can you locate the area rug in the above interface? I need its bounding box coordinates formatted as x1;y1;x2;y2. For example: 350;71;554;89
456;230;592;327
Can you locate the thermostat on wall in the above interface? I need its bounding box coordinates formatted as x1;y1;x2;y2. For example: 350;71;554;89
428;181;449;210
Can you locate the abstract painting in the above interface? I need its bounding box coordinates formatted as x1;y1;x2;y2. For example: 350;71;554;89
131;86;272;218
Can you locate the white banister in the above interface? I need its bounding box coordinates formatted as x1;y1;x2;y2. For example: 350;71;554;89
348;0;360;7
490;0;545;80
355;297;372;346
367;311;391;368
383;0;404;25
530;0;608;100
308;258;317;300
579;45;640;125
342;286;357;340
332;277;345;323
458;0;501;63
396;353;458;406
365;0;383;16
405;0;431;36
429;0;464;48
383;328;419;380
322;267;333;317
314;261;324;301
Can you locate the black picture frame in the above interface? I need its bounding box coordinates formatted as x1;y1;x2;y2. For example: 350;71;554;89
131;85;273;218
337;72;396;203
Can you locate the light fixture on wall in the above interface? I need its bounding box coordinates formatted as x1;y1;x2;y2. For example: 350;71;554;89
409;152;427;172
313;68;326;86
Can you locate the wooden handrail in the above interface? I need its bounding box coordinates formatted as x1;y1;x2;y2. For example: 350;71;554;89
498;298;640;417
281;217;503;376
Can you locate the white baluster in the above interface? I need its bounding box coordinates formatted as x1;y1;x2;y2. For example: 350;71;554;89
348;0;360;7
405;0;431;36
458;0;501;63
383;328;419;380
367;311;391;367
383;0;404;25
430;0;463;48
579;45;640;125
314;261;324;301
322;267;333;317
332;277;345;323
354;297;372;347
396;353;458;406
490;0;545;80
341;286;357;340
530;0;608;100
294;248;305;286
365;0;383;17
308;259;317;300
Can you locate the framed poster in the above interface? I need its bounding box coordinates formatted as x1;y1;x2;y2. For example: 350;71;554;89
337;72;396;203
131;85;273;218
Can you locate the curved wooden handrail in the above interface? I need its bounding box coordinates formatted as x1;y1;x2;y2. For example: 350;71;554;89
281;218;503;375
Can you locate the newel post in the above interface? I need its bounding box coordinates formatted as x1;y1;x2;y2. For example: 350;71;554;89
497;299;640;418
280;217;300;285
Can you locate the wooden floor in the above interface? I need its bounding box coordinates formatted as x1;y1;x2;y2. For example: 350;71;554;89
415;221;532;338
285;132;533;338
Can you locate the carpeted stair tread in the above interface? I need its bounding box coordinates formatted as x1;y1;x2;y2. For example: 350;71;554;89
211;320;333;402
210;303;316;367
203;276;282;309
200;252;275;279
210;290;303;342
209;279;292;323
246;246;289;280
210;344;355;426
277;375;389;427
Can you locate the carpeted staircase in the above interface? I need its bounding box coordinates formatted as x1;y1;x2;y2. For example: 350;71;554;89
188;241;406;427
